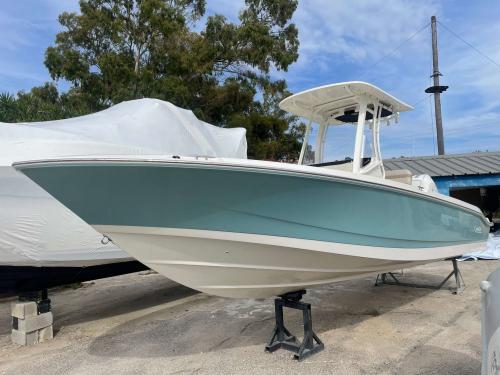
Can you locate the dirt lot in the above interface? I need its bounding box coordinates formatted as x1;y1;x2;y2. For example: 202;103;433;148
0;260;498;374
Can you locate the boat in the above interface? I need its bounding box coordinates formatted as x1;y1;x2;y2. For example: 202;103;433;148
13;82;490;299
1;98;246;294
0;164;147;295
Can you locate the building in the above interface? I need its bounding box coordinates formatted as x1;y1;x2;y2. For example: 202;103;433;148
384;152;500;224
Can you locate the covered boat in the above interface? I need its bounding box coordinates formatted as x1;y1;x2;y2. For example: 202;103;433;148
1;99;246;293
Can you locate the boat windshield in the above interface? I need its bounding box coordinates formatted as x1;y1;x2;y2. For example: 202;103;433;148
300;119;378;173
301;123;360;166
301;123;319;165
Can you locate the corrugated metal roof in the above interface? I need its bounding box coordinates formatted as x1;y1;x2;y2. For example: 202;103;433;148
384;151;500;177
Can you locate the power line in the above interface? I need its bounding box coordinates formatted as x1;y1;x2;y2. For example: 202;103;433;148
411;94;431;108
438;20;500;70
359;22;430;78
386;120;500;140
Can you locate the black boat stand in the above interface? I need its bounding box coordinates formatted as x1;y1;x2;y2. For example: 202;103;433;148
375;258;465;294
265;290;324;361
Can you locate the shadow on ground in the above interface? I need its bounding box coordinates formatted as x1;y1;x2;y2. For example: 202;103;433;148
395;345;480;375
84;270;459;359
54;281;198;330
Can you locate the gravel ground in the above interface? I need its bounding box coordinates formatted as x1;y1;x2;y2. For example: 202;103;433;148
0;260;498;374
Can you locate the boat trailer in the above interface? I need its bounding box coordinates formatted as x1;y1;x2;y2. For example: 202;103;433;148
375;258;465;294
265;290;324;361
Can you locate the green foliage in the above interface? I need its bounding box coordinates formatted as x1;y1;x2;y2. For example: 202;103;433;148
0;83;95;122
0;93;18;122
229;111;304;161
45;0;208;106
229;81;305;161
1;0;304;161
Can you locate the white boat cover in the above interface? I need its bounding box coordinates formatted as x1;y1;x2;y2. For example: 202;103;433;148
461;232;500;261
0;98;247;267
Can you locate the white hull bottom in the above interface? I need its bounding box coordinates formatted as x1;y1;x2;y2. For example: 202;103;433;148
95;225;486;298
0;244;134;268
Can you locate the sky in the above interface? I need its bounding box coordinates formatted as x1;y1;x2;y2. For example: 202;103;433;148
1;0;500;158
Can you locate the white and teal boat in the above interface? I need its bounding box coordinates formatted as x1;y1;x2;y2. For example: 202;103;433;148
14;82;490;298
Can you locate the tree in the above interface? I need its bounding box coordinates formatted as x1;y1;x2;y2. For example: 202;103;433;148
0;83;93;122
2;0;305;161
228;81;305;160
45;0;208;107
228;111;304;161
0;93;18;122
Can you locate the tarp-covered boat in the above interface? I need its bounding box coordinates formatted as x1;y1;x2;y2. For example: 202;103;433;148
1;98;246;293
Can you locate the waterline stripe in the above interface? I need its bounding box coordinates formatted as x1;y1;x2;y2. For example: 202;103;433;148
94;225;486;262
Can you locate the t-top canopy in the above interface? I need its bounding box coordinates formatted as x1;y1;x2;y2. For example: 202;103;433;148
279;81;413;125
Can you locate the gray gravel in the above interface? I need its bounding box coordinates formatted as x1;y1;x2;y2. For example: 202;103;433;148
0;260;498;374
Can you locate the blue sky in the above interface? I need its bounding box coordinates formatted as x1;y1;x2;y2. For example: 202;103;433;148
1;0;500;158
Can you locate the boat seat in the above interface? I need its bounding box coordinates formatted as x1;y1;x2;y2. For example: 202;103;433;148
385;169;412;185
320;162;353;172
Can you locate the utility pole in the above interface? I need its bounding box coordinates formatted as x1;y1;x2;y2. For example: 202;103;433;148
425;15;448;155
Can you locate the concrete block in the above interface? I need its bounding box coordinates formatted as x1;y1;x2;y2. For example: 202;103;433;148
11;302;38;319
16;312;53;333
38;325;53;342
11;329;38;346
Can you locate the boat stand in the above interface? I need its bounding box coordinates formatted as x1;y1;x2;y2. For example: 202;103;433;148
11;289;54;346
375;258;465;294
265;290;324;361
18;288;51;313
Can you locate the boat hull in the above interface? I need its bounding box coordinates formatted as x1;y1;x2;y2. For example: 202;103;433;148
94;225;484;298
15;158;490;298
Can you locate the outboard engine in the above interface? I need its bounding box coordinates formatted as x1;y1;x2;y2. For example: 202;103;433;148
411;174;438;193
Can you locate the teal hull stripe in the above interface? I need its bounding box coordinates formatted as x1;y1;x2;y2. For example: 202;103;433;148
20;163;489;249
